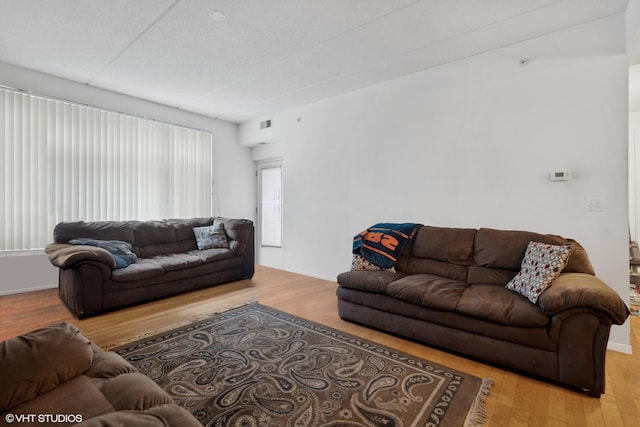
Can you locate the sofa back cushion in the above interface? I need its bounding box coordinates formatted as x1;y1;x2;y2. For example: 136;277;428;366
53;217;250;259
54;221;135;246
132;221;178;258
0;323;93;412
473;228;595;284
167;217;214;252
396;226;476;281
467;265;518;286
129;218;215;258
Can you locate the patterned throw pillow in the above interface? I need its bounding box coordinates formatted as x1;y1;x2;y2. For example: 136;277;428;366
351;254;396;273
193;223;229;250
506;241;572;303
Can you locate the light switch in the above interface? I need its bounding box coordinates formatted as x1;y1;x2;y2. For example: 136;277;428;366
584;197;604;211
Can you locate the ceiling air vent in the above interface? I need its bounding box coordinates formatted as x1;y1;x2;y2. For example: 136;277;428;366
260;119;272;129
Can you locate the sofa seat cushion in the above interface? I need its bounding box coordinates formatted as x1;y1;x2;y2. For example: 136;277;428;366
75;404;202;427
337;288;557;351
111;259;165;282
188;248;238;264
456;284;550;327
150;253;204;272
109;249;237;283
100;373;174;410
337;270;406;293
386;274;468;311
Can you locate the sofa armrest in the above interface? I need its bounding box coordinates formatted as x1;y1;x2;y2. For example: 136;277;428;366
0;323;93;412
46;243;116;269
213;217;253;255
538;273;630;325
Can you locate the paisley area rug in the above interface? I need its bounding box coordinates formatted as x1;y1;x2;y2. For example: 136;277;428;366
114;303;492;427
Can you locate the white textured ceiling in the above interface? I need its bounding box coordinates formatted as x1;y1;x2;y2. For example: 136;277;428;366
0;0;629;123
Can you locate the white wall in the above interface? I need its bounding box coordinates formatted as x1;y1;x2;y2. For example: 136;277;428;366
240;15;632;351
630;111;640;241
0;61;255;295
627;1;640;243
627;0;640;56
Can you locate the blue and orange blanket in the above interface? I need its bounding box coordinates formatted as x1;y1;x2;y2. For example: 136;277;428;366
69;238;138;269
353;223;422;269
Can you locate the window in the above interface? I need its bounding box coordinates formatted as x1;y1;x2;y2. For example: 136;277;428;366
259;163;282;247
0;88;213;250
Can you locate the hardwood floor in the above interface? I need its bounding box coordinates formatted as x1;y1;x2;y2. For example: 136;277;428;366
1;265;638;426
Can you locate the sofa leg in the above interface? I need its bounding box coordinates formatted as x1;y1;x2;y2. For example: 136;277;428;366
582;388;601;398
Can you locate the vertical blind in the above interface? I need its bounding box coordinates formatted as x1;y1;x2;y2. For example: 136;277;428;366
0;88;213;250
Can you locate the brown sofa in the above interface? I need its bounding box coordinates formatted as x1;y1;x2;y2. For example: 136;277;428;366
0;323;201;427
46;217;254;318
337;226;630;397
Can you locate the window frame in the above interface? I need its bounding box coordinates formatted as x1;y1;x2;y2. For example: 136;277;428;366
0;87;213;251
257;160;283;248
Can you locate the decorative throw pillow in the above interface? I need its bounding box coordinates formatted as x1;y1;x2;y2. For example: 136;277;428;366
351;254;396;273
506;241;572;303
193;223;229;250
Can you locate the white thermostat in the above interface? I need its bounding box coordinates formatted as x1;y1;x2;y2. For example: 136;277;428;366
549;171;571;181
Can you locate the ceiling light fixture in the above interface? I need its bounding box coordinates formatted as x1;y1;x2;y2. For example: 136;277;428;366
209;10;226;21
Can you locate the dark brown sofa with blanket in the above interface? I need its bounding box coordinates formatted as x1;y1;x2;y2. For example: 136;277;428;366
0;323;201;427
337;226;630;397
46;217;254;318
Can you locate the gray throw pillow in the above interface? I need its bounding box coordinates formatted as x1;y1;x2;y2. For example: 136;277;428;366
193;223;229;250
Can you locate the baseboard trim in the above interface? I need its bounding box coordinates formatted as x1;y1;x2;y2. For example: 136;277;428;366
284;267;336;282
607;341;632;354
0;283;57;296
